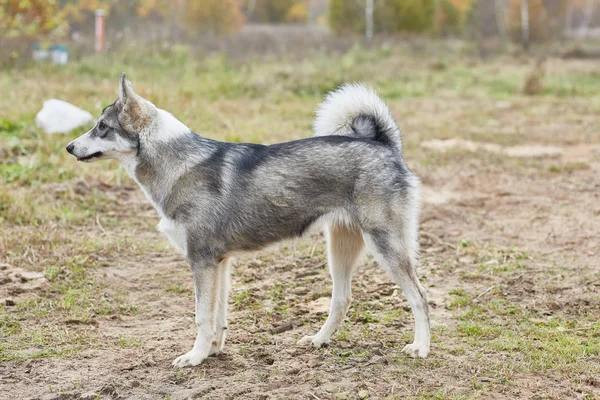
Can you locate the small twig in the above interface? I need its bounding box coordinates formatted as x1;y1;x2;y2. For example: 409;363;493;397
474;285;495;300
309;243;318;259
541;245;574;255
96;213;107;235
558;325;600;332
308;393;322;400
421;231;456;250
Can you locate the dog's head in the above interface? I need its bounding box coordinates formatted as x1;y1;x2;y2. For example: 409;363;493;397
66;73;156;162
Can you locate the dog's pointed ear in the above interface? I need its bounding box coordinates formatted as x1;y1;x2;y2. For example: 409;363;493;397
117;73;156;134
119;72;136;104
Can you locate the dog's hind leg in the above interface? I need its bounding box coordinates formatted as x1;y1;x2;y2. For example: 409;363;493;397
298;224;364;348
210;257;231;356
363;229;430;358
173;252;220;368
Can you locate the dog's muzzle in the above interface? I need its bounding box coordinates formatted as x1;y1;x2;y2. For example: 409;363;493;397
66;143;103;162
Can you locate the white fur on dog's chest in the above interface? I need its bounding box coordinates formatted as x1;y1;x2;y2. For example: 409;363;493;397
158;217;187;254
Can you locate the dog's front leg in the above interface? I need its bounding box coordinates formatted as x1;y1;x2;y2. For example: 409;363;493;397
209;257;231;356
172;255;219;368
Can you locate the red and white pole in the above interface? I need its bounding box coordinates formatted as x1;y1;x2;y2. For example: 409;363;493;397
95;9;105;54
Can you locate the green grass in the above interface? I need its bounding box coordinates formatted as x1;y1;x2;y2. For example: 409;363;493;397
457;298;600;373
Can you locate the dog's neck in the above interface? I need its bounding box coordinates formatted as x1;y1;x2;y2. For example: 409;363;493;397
118;119;220;218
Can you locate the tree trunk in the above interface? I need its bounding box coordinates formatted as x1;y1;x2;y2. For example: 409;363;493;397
365;0;374;40
520;0;529;50
580;0;595;38
494;0;507;42
247;0;256;22
564;1;573;38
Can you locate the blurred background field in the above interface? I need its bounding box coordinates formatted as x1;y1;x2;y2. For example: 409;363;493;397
1;1;600;400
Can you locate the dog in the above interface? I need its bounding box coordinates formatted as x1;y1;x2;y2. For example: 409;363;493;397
66;73;430;367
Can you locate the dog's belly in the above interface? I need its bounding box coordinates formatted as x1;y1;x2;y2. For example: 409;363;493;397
158;217;187;254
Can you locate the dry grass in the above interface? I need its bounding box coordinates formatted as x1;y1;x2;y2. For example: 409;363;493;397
1;44;600;399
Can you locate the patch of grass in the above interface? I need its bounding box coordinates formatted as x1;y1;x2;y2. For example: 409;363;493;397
335;326;351;342
381;308;405;325
232;289;260;311
477;261;526;274
350;301;379;324
549;161;590;173
166;284;190;295
0;322;95;361
544;72;600;97
0;185;121;226
118;337;142;348
414;391;469;400
0;160;75;185
451;292;600;377
269;283;285;303
0;312;22;336
0;117;25;135
448;289;471;310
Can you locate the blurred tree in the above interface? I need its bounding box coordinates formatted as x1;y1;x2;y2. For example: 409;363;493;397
328;0;364;34
285;2;308;23
241;0;307;23
1;0;66;38
308;0;328;24
136;0;171;20
184;0;244;34
521;0;530;49
329;0;470;35
377;0;436;33
507;0;566;42
435;0;473;36
60;0;112;23
0;0;67;65
471;0;501;37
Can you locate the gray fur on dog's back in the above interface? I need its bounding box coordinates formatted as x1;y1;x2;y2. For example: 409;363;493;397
172;136;412;255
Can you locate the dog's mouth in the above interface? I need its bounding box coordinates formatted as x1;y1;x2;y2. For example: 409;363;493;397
77;151;103;162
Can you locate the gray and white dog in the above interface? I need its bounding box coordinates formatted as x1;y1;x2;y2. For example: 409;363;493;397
66;73;430;367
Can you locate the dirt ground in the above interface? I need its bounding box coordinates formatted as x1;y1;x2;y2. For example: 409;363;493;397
1;51;600;399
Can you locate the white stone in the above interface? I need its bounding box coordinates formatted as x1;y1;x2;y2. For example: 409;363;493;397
35;99;94;134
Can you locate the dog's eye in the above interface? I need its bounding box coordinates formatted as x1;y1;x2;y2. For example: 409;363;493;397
98;121;107;131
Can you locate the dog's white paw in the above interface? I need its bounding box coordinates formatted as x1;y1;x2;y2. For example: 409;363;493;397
297;335;329;348
401;343;429;358
172;349;207;368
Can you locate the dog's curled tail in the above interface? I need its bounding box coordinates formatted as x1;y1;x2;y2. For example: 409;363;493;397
314;83;402;153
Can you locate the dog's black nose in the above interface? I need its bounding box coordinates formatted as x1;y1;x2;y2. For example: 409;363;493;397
66;143;74;154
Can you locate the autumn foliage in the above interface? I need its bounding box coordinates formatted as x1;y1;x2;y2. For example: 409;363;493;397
328;0;475;36
184;0;244;34
0;0;65;40
0;0;66;64
0;0;597;66
507;0;567;42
